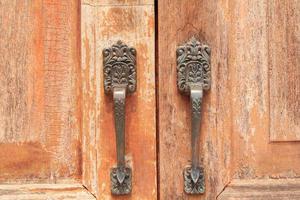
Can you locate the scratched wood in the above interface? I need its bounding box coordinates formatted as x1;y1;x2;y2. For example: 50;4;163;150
0;184;95;200
0;0;81;183
218;179;300;200
159;0;300;199
81;0;156;199
83;0;153;6
158;0;232;199
229;0;300;181
269;0;300;141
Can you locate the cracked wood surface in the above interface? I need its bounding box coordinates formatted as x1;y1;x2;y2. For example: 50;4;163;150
0;0;81;183
159;0;300;199
269;0;300;141
81;0;156;199
0;0;299;199
158;0;232;199
218;179;300;200
230;0;300;180
0;184;95;200
218;0;300;198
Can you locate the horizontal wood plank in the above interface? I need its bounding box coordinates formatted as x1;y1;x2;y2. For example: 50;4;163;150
0;184;95;200
82;0;153;6
218;179;300;200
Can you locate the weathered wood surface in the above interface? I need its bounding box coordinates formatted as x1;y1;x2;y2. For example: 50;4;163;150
218;179;300;200
81;0;156;199
269;0;300;141
0;0;81;183
159;0;300;199
230;0;300;180
83;0;152;6
158;0;232;199
0;184;95;200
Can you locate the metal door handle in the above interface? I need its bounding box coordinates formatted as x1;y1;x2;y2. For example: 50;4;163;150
177;37;211;194
103;41;136;195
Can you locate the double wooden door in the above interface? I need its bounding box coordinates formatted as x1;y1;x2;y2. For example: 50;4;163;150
0;0;299;199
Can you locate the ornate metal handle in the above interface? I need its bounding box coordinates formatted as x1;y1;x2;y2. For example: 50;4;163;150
103;41;136;195
177;37;211;194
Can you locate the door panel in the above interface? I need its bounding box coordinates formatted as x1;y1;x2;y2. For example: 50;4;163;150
229;0;300;179
81;0;157;199
158;0;300;199
269;0;300;142
1;0;299;199
0;0;81;183
158;0;231;199
219;0;300;198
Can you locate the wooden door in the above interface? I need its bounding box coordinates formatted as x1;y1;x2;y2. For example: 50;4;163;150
1;0;300;199
81;0;156;199
158;0;300;199
0;0;95;199
0;0;156;199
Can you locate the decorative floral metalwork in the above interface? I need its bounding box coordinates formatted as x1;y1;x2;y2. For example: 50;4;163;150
177;37;211;195
103;40;137;94
103;41;136;195
192;97;202;116
111;167;132;195
114;98;125;125
177;36;211;94
184;166;205;194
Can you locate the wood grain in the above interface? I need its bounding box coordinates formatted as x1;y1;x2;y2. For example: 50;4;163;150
159;0;300;199
229;0;300;180
269;0;300;141
82;0;153;6
158;0;232;199
0;184;95;200
81;0;156;198
218;179;300;200
0;0;81;183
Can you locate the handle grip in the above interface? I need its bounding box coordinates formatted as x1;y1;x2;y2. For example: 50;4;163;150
103;41;137;195
177;37;211;194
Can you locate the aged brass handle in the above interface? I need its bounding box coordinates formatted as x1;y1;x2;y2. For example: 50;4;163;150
177;37;211;194
103;41;136;195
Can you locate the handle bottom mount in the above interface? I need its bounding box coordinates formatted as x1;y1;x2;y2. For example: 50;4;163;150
184;166;205;194
110;167;132;195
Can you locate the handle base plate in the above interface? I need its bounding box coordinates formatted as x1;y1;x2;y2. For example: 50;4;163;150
184;166;205;194
110;167;132;195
